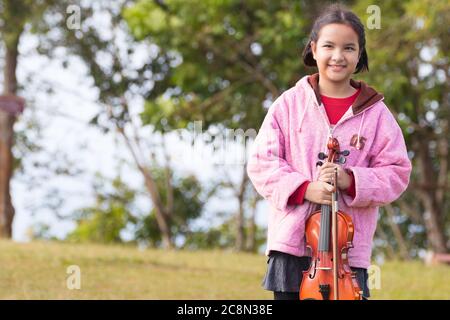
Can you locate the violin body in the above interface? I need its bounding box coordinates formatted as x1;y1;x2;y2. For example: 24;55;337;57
299;209;361;300
299;136;362;300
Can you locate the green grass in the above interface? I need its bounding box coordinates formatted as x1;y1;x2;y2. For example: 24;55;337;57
0;240;448;299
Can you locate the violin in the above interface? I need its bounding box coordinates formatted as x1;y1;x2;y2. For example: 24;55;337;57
299;137;362;300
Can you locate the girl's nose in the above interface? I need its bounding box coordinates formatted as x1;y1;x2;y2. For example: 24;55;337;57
331;49;345;62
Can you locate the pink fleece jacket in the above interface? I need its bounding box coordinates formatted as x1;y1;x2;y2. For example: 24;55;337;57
246;74;412;268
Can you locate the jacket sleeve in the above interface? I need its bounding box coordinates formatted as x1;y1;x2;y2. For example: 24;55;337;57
345;107;412;208
246;101;310;212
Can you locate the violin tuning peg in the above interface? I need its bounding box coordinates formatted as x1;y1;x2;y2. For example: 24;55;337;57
318;152;327;160
338;156;346;164
340;150;350;156
316;161;323;167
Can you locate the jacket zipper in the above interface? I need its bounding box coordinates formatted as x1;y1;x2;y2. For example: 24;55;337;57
318;102;377;138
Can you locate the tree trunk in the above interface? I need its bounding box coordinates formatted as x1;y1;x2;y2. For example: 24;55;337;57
235;165;248;251
415;137;448;253
0;35;20;238
417;190;447;253
384;205;410;260
375;225;396;260
115;124;174;249
245;192;257;252
141;167;173;249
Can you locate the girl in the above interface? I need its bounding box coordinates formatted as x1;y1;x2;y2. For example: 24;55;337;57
247;4;412;300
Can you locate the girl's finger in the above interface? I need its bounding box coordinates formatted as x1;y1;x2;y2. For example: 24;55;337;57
321;169;333;174
321;163;335;169
320;169;335;176
323;167;342;175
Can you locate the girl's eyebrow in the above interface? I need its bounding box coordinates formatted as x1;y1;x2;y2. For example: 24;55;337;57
323;40;357;46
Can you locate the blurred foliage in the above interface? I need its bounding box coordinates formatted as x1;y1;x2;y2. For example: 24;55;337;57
353;0;449;138
182;216;267;252
124;0;325;132
29;222;58;241
133;170;205;247
66;174;135;244
0;0;57;47
34;0;172;132
66;168;206;247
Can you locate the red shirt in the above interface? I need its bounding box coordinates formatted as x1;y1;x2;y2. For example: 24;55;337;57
288;89;360;205
322;89;360;125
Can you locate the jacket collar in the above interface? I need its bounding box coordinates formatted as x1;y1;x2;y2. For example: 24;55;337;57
306;73;384;116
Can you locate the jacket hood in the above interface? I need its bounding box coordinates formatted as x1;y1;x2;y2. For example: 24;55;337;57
306;73;384;116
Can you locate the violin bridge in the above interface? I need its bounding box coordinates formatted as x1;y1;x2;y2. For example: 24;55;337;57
316;267;332;270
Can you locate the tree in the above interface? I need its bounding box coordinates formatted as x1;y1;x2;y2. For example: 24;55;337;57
36;0;192;248
0;0;57;237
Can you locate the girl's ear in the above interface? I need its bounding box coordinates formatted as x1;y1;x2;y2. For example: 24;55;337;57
310;41;317;60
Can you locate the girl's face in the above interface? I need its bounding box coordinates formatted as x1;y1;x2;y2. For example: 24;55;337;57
311;23;360;84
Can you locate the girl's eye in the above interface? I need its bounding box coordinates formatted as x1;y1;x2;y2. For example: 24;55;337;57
323;45;332;48
345;47;355;51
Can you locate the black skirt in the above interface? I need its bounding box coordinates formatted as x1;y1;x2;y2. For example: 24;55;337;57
262;250;370;298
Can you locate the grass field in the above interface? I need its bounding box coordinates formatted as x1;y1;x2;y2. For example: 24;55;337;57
0;240;448;300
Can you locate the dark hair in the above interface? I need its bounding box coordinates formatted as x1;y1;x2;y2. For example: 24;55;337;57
302;4;369;73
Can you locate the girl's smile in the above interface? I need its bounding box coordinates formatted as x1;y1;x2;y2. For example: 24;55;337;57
328;64;347;72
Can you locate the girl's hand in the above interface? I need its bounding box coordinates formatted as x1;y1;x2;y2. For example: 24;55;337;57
317;162;352;190
304;181;334;205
